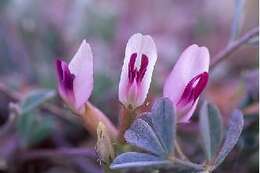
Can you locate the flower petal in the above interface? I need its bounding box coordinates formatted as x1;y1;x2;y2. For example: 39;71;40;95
119;33;157;108
178;99;198;123
163;44;209;121
68;40;93;110
55;59;75;105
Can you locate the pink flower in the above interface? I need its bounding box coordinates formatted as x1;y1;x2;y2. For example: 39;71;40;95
56;40;93;112
119;33;157;109
163;44;210;123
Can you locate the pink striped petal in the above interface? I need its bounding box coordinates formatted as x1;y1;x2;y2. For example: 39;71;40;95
163;44;210;122
119;33;157;108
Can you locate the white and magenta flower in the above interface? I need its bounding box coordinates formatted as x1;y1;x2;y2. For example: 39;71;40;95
56;40;93;112
119;33;157;109
163;44;210;123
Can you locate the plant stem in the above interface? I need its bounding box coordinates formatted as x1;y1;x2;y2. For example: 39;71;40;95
210;27;259;70
117;106;136;143
81;102;118;140
102;163;112;173
174;140;190;161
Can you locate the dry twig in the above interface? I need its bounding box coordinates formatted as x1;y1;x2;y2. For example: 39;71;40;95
210;27;259;70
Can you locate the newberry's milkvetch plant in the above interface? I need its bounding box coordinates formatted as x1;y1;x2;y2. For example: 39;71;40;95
55;40;117;139
55;34;245;173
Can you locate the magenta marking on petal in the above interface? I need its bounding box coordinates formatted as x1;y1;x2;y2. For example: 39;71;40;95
56;59;63;82
177;72;208;106
127;53;149;84
136;54;149;83
128;53;137;84
62;65;75;92
55;59;75;94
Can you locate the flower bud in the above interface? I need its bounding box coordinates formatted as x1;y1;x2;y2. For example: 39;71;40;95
164;44;210;122
119;33;157;109
56;40;93;113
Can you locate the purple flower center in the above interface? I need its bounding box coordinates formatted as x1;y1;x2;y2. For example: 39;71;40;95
128;53;149;84
177;72;208;106
56;59;75;93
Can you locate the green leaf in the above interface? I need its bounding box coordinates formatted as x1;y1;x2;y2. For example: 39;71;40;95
110;152;171;169
213;110;244;169
16;113;35;145
111;98;175;170
124;118;166;156
16;112;53;147
199;101;223;160
29;117;53;145
124;98;175;157
20;89;56;114
150;98;175;154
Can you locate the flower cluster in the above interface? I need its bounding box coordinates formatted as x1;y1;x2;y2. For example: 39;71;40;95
55;33;209;123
